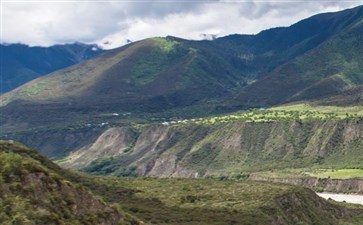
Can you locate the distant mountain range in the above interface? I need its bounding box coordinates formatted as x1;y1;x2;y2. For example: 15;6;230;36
1;5;363;133
0;43;103;93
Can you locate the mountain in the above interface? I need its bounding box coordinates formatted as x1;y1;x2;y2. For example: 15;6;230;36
0;37;247;110
0;43;103;93
1;141;361;225
232;5;363;107
1;6;363;133
0;6;363;165
0;37;249;131
0;140;139;224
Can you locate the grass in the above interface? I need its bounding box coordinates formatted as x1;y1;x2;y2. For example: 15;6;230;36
162;104;363;126
271;103;363;117
309;169;363;179
120;178;293;211
150;37;178;53
128;37;185;85
80;176;363;225
19;80;47;96
252;168;363;179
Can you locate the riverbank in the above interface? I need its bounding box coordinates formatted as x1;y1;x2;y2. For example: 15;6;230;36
317;192;363;205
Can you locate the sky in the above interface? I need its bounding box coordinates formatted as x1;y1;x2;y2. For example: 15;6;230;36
1;0;363;49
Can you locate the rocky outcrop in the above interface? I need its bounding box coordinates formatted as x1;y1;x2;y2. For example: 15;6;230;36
60;127;137;169
52;119;363;179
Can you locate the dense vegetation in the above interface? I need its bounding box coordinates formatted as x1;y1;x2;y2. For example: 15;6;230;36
184;104;363;125
0;141;137;225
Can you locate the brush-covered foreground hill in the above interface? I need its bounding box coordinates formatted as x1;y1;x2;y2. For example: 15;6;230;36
1;6;363;132
1;141;362;225
0;43;103;94
0;141;138;224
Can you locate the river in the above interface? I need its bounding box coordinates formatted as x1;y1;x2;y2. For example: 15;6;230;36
317;192;363;205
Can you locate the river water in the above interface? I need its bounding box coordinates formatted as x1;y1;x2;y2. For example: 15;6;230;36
317;192;363;205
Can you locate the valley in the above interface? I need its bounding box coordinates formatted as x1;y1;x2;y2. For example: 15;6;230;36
3;107;362;192
1;4;363;224
1;141;362;224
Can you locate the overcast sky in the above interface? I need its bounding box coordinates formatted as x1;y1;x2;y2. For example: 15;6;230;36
1;0;362;49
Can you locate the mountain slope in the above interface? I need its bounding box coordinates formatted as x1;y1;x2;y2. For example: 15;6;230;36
213;5;363;82
233;5;363;107
0;43;102;93
0;141;137;224
1;6;363;133
0;37;250;131
0;38;245;107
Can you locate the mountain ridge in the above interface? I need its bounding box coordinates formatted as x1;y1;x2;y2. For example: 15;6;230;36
2;6;363;112
232;7;363;107
1;5;363;163
0;42;103;94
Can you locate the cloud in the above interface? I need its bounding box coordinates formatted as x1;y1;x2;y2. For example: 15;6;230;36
1;0;362;49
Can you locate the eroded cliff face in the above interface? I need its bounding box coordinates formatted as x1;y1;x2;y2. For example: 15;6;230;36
55;119;363;179
60;127;137;169
249;176;363;194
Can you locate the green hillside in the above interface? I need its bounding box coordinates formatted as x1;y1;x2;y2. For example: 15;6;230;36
1;141;362;225
0;37;246;110
2;6;363;133
0;37;247;132
233;8;363;107
0;141;138;225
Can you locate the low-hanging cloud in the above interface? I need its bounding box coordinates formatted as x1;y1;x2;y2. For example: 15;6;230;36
1;0;362;49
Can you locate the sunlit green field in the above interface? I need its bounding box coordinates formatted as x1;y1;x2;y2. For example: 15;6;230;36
173;103;363;125
253;168;363;179
271;104;363;117
308;169;363;179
